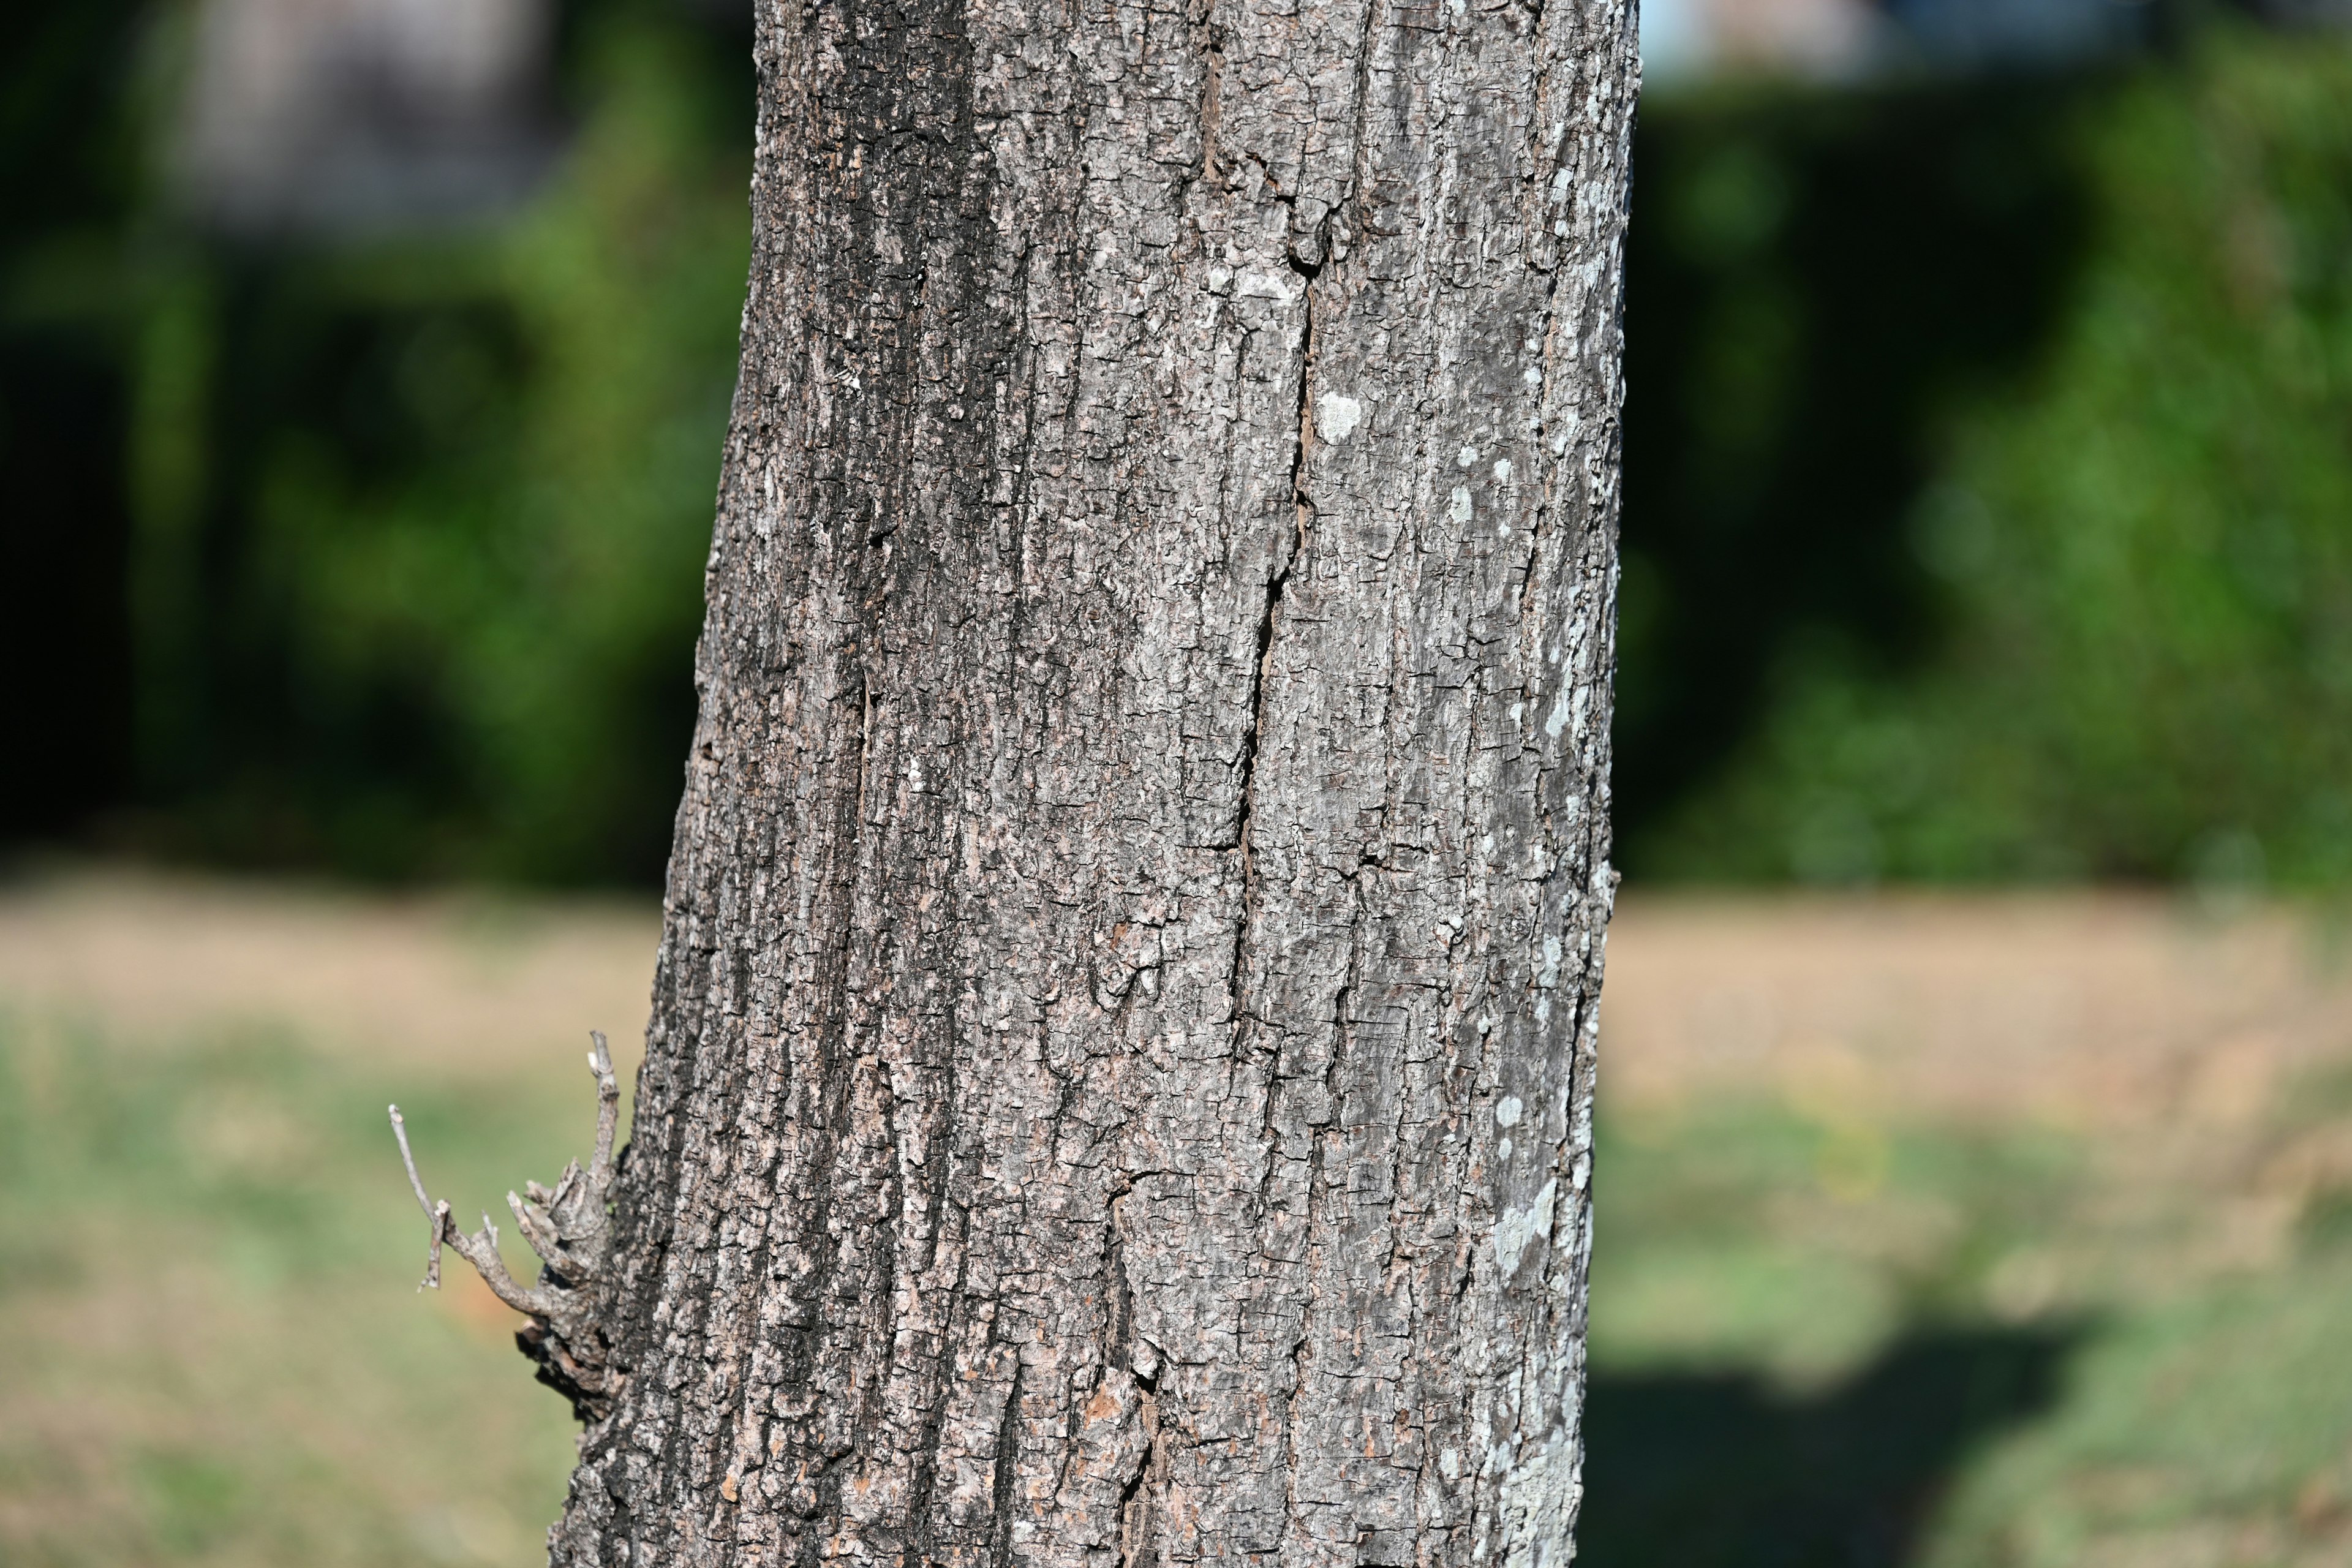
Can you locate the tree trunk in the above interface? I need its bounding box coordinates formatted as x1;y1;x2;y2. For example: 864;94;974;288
534;0;1635;1561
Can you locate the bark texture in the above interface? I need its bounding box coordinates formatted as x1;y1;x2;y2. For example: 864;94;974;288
539;0;1635;1559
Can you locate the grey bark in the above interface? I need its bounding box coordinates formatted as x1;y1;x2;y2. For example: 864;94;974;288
517;0;1635;1562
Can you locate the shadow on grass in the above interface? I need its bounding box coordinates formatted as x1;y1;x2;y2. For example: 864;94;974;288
1578;1325;2079;1568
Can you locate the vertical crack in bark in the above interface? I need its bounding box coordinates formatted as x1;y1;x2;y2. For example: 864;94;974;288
1276;902;1357;1540
1115;1378;1163;1568
989;1355;1026;1568
1109;1189;1163;1568
1341;0;1384;249
1173;17;1222;226
901;1191;978;1564
1224;268;1319;1017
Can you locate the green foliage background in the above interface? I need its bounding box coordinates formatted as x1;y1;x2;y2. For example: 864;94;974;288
200;21;752;882
1634;31;2352;886
3;0;753;884
6;9;2351;886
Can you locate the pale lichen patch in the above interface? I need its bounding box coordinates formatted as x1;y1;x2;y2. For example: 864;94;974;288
1315;392;1363;443
1493;1178;1558;1276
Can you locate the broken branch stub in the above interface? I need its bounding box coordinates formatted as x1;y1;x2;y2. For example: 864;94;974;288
386;1030;624;1423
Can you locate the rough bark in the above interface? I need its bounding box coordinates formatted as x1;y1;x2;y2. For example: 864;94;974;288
530;0;1635;1561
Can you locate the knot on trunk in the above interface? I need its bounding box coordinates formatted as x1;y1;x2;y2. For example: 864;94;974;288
390;1030;626;1425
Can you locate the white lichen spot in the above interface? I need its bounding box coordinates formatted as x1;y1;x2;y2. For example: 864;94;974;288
1498;1137;1514;1161
1457;445;1479;469
1439;1447;1463;1481
1316;391;1363;443
1449;486;1473;524
1523;366;1543;386
1496;1095;1524;1129
1543;682;1575;737
1509;701;1525;723
1493;1178;1558;1275
1493;458;1513;483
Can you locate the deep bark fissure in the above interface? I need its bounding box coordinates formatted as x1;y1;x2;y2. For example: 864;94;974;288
1222;256;1318;1030
901;1188;978;1561
1272;958;1353;1549
1114;1395;1162;1568
989;1357;1027;1568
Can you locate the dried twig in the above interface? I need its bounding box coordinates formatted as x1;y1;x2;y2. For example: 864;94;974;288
388;1031;625;1420
387;1102;453;1291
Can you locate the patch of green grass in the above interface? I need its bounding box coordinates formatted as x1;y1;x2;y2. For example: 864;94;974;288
1926;1261;2352;1567
1586;1090;2352;1567
1594;1101;2088;1381
134;1451;246;1555
0;1010;592;1567
9;999;2352;1566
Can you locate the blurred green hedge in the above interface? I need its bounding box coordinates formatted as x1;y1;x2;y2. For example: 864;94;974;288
5;9;2350;886
164;18;753;883
1632;29;2352;886
2;0;752;883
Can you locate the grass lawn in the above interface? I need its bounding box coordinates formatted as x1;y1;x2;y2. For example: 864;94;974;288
2;873;2350;1566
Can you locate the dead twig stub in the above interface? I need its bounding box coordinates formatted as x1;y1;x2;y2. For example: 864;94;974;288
388;1030;624;1422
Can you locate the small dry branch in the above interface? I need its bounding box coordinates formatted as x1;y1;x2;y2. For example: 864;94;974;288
388;1030;624;1420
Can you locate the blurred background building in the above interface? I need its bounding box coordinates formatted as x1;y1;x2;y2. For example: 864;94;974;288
1642;0;1890;80
175;0;560;233
1641;0;2157;78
